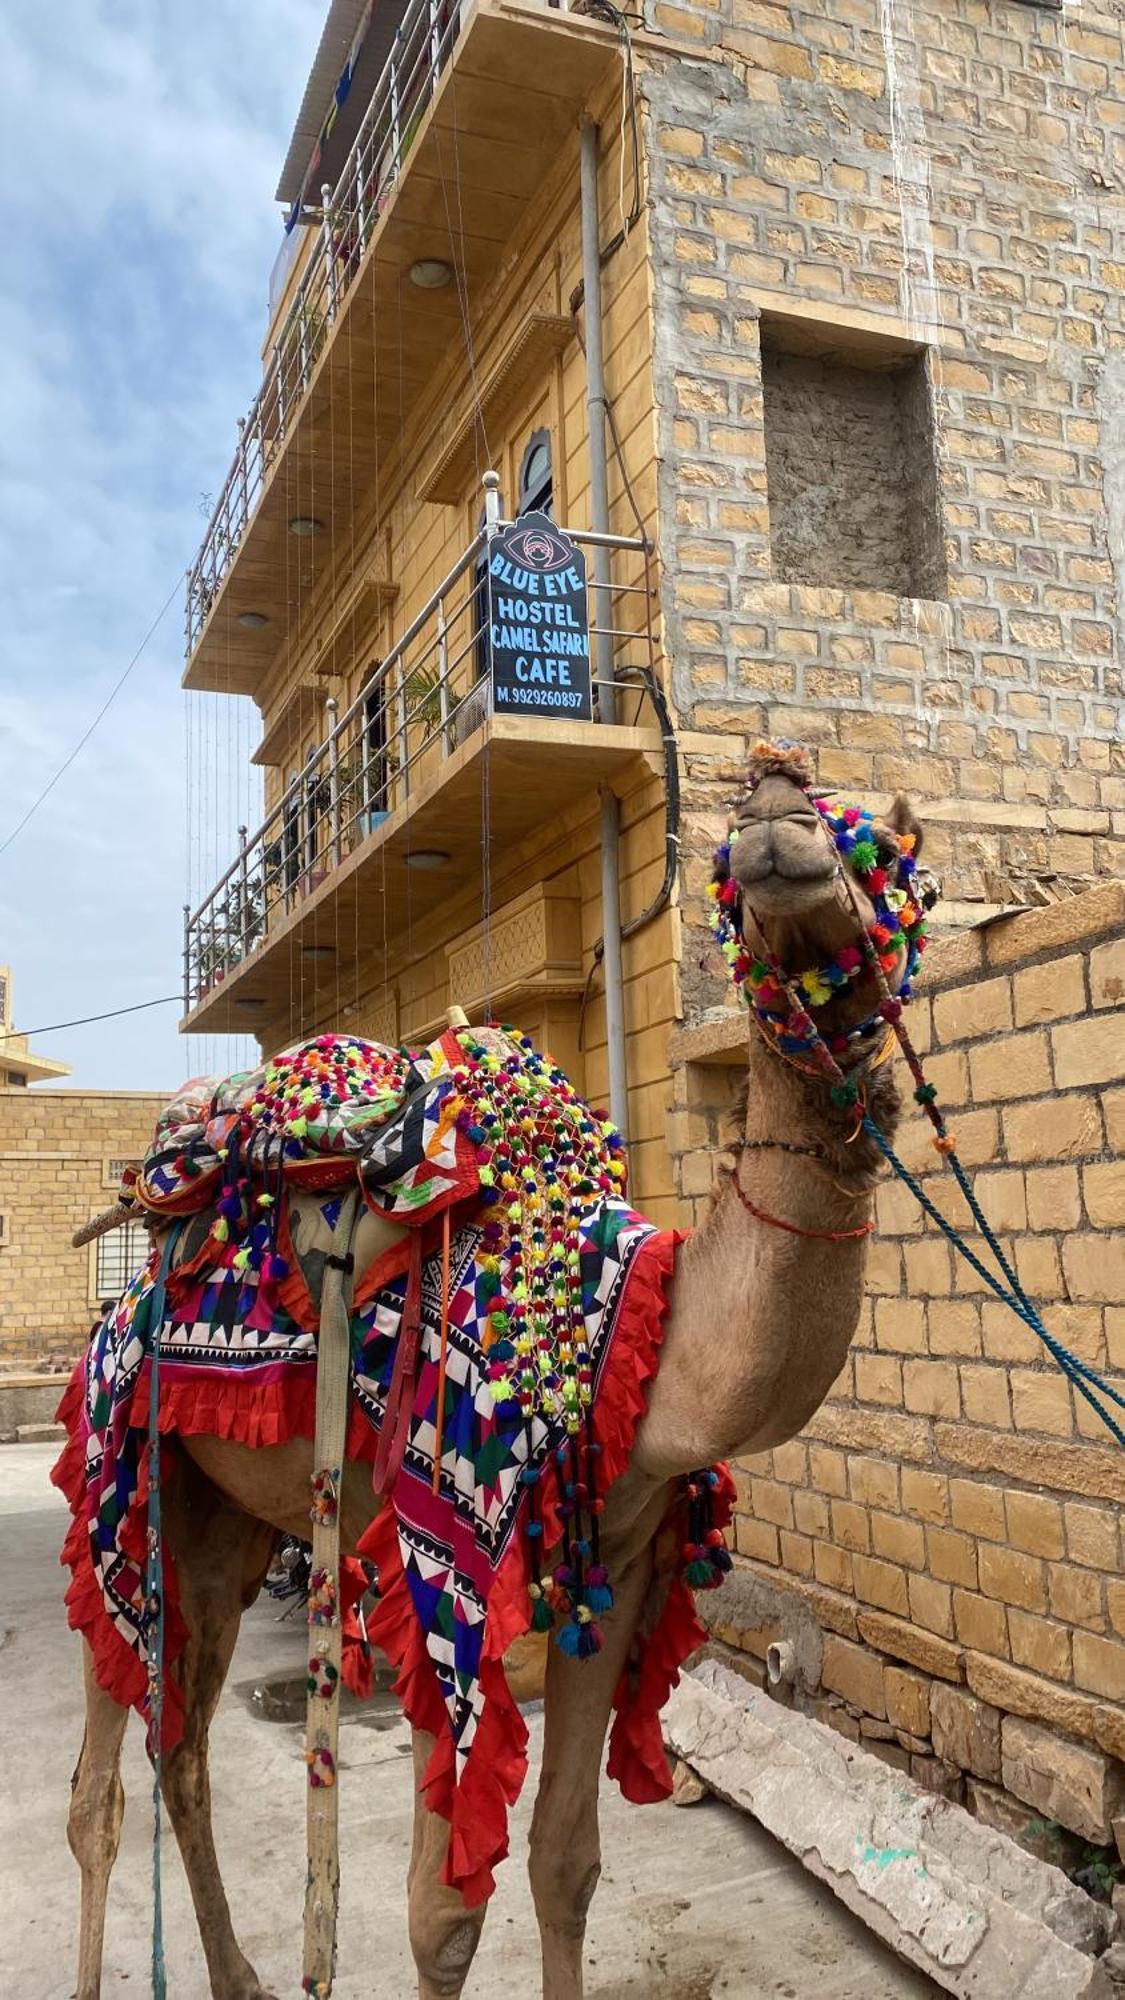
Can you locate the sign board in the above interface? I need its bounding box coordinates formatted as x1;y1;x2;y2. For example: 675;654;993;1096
486;512;592;721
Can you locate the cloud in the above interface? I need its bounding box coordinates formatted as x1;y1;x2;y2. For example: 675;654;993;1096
0;0;325;1089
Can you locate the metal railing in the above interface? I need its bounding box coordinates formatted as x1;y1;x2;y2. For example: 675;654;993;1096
183;503;656;1010
186;0;470;657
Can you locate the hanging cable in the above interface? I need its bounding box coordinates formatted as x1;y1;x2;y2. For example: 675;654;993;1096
1;573;184;858
0;994;183;1040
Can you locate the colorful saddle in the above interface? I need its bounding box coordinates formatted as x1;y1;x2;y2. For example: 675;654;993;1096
55;1026;732;1903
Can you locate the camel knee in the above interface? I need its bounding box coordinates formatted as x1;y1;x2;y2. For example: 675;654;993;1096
68;1770;125;1877
409;1912;484;1997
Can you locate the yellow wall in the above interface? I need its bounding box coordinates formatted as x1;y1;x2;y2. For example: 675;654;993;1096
239;71;678;1217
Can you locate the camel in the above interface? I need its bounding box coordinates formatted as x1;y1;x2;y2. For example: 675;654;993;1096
65;755;925;2000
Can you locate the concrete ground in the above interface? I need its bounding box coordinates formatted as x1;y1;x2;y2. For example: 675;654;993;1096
1;1442;939;1997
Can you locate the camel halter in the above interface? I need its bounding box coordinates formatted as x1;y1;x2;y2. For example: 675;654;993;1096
712;743;1125;1444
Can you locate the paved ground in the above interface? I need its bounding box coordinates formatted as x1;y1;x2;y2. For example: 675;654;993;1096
2;1442;939;1997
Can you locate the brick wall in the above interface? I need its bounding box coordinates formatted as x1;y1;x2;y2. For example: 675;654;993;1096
0;1090;167;1369
668;887;1125;1853
639;0;1125;927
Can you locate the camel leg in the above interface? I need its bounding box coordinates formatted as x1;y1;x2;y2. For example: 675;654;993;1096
407;1728;489;1998
529;1540;661;2000
159;1455;278;1999
69;1643;130;2000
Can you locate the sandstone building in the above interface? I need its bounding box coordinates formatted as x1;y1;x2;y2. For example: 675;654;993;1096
181;0;1123;1860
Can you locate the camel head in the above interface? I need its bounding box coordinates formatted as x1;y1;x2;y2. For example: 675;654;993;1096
710;740;937;1056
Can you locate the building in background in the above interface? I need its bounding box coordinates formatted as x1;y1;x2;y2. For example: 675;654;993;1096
180;0;1124;1865
0;969;166;1371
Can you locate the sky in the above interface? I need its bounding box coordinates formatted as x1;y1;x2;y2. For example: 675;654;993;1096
0;0;327;1089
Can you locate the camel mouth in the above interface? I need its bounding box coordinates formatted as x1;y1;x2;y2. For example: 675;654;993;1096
729;814;838;911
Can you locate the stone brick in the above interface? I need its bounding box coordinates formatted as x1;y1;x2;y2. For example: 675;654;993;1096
1007;1609;1072;1684
1012;955;1087;1027
1062;1230;1125;1304
1051;1015;1125;1089
968;1031;1052;1103
1072;1631;1125;1702
1024;1166;1080;1234
953;1590;1009;1660
968;1653;1125;1765
934;1425;1125;1505
871;1511;925;1570
949;1479;1006;1543
1004;1493;1065;1561
854;1354;903;1407
1064;1501;1121;1570
931;1683;1002;1782
926;1528;978;1590
853;1610;962;1686
901;1468;950;1525
1083;1160;1125;1230
852;1554;909;1617
830;1499;870;1553
808;1447;848;1499
932;975;1013;1046
1001;1714;1125;1843
1001;1094;1103;1163
1090;936;1125;1009
978;1544;1047;1614
908;1573;955;1639
884;1665;932;1737
820;1634;886;1718
903;1359;960;1418
1048;1563;1105;1634
1010;1369;1074;1438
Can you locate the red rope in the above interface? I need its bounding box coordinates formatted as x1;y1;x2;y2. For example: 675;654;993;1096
732;1176;874;1242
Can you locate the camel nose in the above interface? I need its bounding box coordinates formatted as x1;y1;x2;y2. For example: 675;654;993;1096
736;773;820;828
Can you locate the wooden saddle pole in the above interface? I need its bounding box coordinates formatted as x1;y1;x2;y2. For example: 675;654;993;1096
302;1185;361;1998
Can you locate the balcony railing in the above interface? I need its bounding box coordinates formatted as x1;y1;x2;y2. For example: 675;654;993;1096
186;0;468;658
182;511;656;1013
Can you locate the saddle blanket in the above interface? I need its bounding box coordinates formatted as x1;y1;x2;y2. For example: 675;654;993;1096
54;1190;732;1903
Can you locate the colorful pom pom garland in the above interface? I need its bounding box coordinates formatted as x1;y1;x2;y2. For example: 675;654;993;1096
708;739;939;1063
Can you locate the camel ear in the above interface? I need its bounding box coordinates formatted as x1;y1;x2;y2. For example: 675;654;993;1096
887;793;924;861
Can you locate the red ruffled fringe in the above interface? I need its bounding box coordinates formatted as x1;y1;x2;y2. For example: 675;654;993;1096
53;1226;732;1908
51;1363;377;1746
52;1366;188;1749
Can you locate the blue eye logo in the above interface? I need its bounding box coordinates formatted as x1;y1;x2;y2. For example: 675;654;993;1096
503;522;572;572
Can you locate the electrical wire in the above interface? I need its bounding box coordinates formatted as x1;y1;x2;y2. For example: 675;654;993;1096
0;994;183;1041
579;666;680;1049
0;572;184;859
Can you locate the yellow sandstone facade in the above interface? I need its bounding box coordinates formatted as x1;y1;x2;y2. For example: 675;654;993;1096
179;0;1123;1854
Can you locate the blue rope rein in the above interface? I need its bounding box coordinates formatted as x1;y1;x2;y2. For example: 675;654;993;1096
144;1222;185;2000
862;1113;1125;1449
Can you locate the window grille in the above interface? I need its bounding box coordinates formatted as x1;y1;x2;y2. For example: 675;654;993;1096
94;1218;151;1301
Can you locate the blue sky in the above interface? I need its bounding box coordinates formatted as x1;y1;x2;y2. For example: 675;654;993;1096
0;0;326;1089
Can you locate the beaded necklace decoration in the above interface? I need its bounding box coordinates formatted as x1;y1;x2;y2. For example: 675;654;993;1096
443;1028;634;1654
708;741;938;1093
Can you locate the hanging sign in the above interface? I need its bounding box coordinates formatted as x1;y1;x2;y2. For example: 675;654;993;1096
486;513;592;720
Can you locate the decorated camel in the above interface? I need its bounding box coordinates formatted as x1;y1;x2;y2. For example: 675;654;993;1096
56;742;934;2000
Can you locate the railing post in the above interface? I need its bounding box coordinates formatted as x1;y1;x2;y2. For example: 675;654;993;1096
326;696;341;865
274;341;286;439
390;40;402;183
321;182;338;324
355;138;370;255
182;903;192;1012
481;470;502;706
237;826;249;961
395;662;409;800
436;603;451;750
429;0;442;83
236;419;248;541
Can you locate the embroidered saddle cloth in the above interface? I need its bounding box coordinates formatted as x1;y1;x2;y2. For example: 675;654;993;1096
54;1028;732;1903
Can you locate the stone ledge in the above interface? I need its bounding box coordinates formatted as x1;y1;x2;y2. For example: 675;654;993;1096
664;1659;1115;1998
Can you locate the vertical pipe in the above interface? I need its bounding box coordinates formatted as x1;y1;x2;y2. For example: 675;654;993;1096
580;120;628;1139
579;120;615;721
182;904;192;1013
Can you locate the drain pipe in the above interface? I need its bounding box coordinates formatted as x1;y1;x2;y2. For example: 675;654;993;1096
580;116;629;1141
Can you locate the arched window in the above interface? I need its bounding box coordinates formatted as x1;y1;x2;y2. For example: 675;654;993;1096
517;430;553;519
